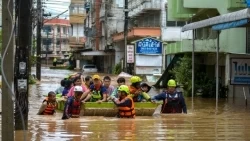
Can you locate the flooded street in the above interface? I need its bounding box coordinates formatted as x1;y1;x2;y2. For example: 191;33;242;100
13;68;250;140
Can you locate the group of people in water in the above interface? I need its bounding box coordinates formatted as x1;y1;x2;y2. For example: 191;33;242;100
37;72;187;119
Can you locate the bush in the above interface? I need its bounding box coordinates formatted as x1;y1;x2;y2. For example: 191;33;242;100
29;74;36;84
112;62;122;74
171;54;192;96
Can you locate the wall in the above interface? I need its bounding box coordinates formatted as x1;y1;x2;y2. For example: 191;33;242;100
166;27;246;54
168;0;246;21
162;27;193;41
220;28;246;53
114;41;125;64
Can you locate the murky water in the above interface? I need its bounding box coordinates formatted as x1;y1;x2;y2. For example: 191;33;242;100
12;68;250;140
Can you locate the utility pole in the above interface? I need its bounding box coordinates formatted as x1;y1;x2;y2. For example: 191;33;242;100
36;0;42;80
124;0;129;73
15;0;32;130
46;30;49;66
2;0;14;139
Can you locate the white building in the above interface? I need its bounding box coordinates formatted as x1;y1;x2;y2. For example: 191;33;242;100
42;19;70;60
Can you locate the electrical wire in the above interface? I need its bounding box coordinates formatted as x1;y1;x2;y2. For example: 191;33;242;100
1;0;28;140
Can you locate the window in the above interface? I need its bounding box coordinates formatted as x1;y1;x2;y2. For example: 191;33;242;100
84;65;96;69
167;21;187;27
176;21;186;27
167;21;176;26
78;6;85;14
56;40;61;45
57;26;60;33
42;39;52;45
70;6;77;14
43;26;51;32
63;27;67;34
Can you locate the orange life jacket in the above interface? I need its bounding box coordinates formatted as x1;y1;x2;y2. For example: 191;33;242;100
42;98;56;115
118;96;135;118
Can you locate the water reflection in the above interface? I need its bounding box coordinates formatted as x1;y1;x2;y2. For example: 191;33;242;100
13;68;250;140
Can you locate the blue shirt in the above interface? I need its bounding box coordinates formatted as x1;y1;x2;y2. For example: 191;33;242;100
62;88;70;96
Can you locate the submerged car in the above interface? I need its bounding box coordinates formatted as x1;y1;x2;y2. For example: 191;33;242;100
82;64;98;73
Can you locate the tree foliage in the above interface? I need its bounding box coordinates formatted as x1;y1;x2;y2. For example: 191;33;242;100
112;62;122;74
171;54;192;96
0;30;2;52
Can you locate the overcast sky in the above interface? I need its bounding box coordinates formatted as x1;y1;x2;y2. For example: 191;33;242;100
44;0;70;19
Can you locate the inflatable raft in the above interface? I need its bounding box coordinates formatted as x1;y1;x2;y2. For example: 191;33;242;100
56;98;162;116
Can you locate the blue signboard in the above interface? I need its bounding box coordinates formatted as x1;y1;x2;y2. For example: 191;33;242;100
135;38;162;54
230;58;250;85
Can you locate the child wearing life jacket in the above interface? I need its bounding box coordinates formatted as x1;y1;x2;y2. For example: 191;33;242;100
109;77;126;99
111;85;135;118
37;91;57;115
62;86;83;119
129;76;151;102
140;82;152;101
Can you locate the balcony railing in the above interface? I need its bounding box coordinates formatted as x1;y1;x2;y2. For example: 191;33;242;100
71;0;84;4
42;45;53;51
129;0;161;17
69;36;86;45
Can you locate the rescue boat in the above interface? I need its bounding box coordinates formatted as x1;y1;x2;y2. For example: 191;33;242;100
56;98;161;116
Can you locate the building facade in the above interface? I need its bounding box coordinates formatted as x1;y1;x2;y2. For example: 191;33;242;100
42;19;70;64
82;0;124;73
0;0;2;27
165;0;248;98
69;0;87;69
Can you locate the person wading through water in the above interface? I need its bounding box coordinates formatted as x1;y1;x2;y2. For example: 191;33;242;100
151;79;187;114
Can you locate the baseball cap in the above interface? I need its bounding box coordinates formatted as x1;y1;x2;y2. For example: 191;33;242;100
74;86;83;92
92;74;100;80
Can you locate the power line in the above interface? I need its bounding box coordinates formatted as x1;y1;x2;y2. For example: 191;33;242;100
43;10;68;23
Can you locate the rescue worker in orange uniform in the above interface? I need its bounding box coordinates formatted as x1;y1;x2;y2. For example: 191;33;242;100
111;85;135;118
151;79;187;114
37;91;57;115
62;86;83;119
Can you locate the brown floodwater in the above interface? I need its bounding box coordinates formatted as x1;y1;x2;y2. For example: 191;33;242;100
11;68;250;140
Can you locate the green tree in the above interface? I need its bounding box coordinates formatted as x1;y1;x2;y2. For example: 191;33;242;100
0;30;2;75
112;62;122;74
0;30;2;52
171;54;192;96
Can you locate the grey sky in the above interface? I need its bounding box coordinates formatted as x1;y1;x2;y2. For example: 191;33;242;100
44;0;70;19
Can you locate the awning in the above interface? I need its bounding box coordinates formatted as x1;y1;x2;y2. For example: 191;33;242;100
212;19;249;30
81;51;114;56
182;8;250;32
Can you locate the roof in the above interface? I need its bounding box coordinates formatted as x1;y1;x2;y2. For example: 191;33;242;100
43;19;70;26
182;8;250;32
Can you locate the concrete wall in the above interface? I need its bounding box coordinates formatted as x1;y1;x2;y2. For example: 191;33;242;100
168;0;246;21
166;28;246;54
114;41;125;65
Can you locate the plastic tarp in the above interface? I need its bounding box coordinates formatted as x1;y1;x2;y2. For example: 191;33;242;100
182;8;250;32
212;19;249;31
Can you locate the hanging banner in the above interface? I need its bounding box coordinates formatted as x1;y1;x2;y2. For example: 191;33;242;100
230;58;250;85
127;45;134;63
